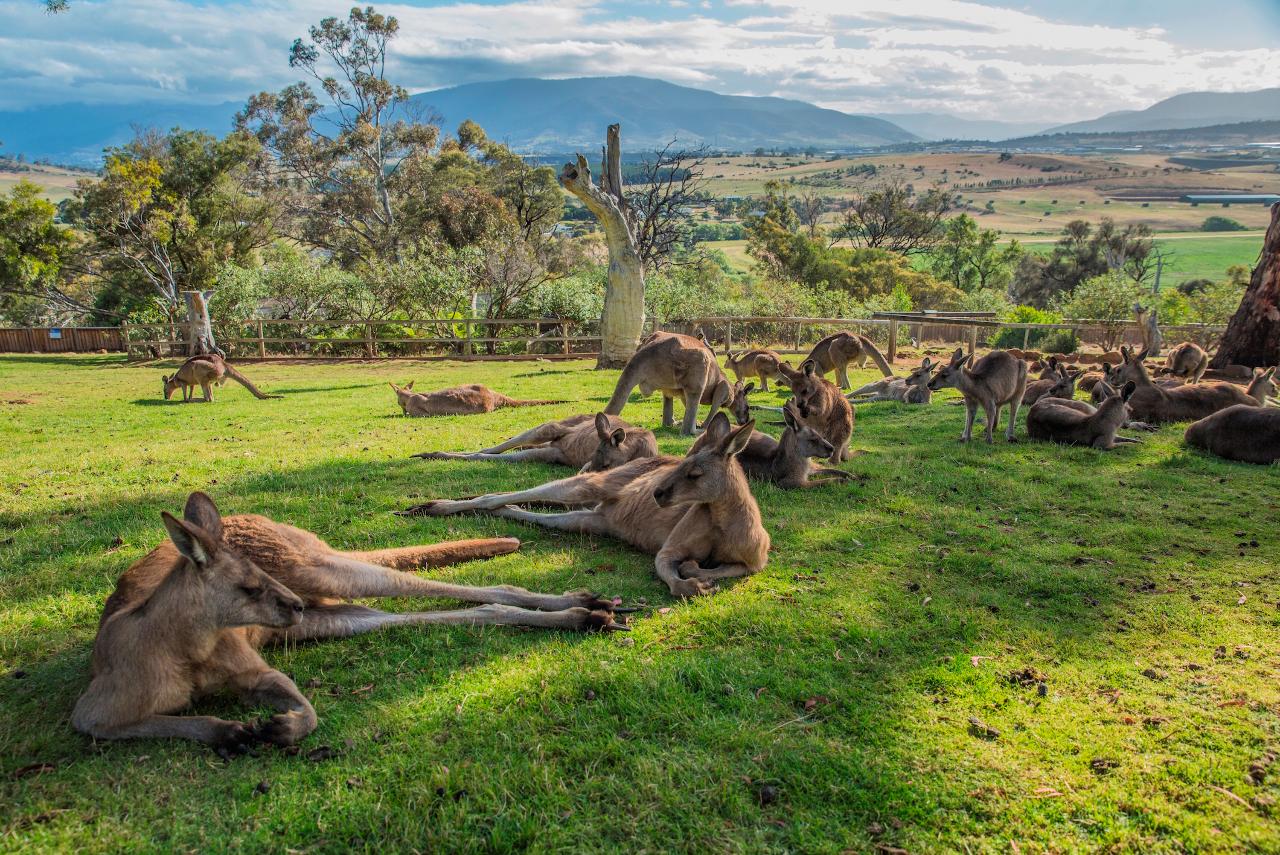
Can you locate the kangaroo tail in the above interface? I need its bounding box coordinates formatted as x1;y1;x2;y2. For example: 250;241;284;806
858;335;894;377
224;364;281;399
343;537;521;569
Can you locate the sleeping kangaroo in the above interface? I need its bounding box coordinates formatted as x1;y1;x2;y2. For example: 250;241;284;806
73;492;626;754
402;421;770;599
390;381;564;416
412;413;658;472
163;355;281;402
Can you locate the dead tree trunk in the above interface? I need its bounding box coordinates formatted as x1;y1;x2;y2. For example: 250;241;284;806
560;124;645;369
182;290;225;357
1211;203;1280;369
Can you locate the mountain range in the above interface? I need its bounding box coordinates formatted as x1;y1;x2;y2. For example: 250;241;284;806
1044;88;1280;135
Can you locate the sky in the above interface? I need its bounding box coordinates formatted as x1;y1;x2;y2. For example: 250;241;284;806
2;0;1279;122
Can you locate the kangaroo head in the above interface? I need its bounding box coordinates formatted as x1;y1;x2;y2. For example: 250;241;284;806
1038;356;1059;381
1050;365;1077;398
162;374;178;400
927;348;972;392
1248;366;1278;403
906;358;934;387
652;419;753;508
582;413;635;473
728;381;755;425
162;492;304;630
782;400;833;460
389;381;418;414
786;360;825;418
1114;346;1151;386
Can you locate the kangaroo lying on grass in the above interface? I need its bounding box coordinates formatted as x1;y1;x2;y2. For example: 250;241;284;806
73;492;626;754
725;347;790;392
847;358;935;405
402;421;770;598
390;381;563;417
1185;403;1280;464
927;348;1028;443
696;404;852;489
803;332;874;389
1027;381;1142;449
604;331;732;435
412;412;658;472
776;360;854;463
1022;359;1080;407
1158;341;1209;384
1246;366;1279;405
1113;346;1257;424
163;355;281;402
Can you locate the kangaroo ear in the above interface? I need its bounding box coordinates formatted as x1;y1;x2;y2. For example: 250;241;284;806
958;353;974;368
1048;356;1058;369
1121;381;1137;401
720;420;754;457
1136;347;1149;363
742;381;755;395
950;347;965;365
594;412;611;439
703;410;731;442
609;427;626;447
921;357;933;370
183;491;224;541
406;380;415;390
802;360;817;377
388;382;399;392
782;402;799;431
162;512;218;569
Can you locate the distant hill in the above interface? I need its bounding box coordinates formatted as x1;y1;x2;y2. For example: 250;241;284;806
1046;88;1280;135
868;112;1048;142
1001;119;1280;149
405;76;918;152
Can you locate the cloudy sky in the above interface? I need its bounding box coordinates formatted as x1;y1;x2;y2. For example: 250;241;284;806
2;0;1279;121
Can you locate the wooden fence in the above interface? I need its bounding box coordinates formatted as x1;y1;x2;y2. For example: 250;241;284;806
0;327;125;353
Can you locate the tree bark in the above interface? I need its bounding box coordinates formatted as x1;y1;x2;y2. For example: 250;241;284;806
183;290;225;357
561;125;645;369
1211;203;1280;368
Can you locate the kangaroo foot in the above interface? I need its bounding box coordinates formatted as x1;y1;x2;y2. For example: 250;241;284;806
397;500;464;517
581;608;631;632
213;721;257;759
254;710;317;747
564;590;637;613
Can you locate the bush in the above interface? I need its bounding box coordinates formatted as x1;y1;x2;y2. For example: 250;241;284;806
991;305;1062;349
1039;329;1078;355
1201;215;1247;232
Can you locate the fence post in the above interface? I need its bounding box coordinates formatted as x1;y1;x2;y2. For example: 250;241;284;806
794;321;802;353
256;320;266;358
462;321;472;358
967;325;978;356
365;323;375;358
120;321;130;358
562;320;570;355
887;319;898;363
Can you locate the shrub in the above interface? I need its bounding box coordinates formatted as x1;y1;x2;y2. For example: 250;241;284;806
1039;329;1078;355
1201;215;1247;232
991;304;1062;349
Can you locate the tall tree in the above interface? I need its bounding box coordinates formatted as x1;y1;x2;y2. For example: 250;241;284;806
832;180;952;255
0;180;83;322
1212;203;1280;369
929;214;1022;293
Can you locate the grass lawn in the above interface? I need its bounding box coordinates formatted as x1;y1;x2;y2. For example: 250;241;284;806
2;354;1278;852
1021;233;1266;284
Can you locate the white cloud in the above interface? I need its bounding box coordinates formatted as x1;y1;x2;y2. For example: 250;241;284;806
0;0;1277;124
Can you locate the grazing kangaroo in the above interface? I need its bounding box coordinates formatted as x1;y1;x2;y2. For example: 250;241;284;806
163;355;280;402
695;405;852;489
1113;346;1257;424
927;348;1028;443
412;412;658;472
803;332;875;389
725;347;790;392
1022;360;1080;407
1026;381;1142;449
73;493;626;753
1185;404;1280;465
776;360;854;463
1159;341;1209;384
402;421;770;598
604;331;732;435
390;381;563;417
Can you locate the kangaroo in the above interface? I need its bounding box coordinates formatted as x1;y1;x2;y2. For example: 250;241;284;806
847;357;935;405
72;493;626;754
163;355;281;402
927;348;1028;443
1026;381;1142;449
604;331;732;435
695;405;852;489
1158;341;1209;384
803;332;873;389
776;360;854;463
1245;366;1279;405
725;347;790;392
412;412;658;473
1022;361;1079;407
402;421;770;599
1113;346;1257;424
1185;404;1280;465
390;381;564;417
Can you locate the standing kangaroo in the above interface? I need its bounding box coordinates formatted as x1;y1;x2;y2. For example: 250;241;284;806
803;331;872;389
724;347;790;392
1158;341;1210;384
927;348;1028;443
604;331;732;435
1185;404;1280;465
1112;346;1257;424
776;360;854;463
163;355;280;402
390;381;564;417
402;421;770;599
412;412;657;472
1026;382;1142;449
73;493;626;754
696;405;852;489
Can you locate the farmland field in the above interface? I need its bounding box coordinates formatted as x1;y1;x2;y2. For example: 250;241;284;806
2;354;1277;852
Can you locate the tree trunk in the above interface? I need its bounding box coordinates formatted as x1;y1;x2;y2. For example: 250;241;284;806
1211;203;1280;368
183;290;225;357
560;124;645;369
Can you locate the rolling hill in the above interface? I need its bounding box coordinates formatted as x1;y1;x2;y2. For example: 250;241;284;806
868;112;1048;142
1046;88;1280;135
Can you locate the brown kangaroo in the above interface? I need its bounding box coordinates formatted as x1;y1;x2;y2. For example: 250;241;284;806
846;357;935;405
1022;360;1080;407
776;359;854;463
803;331;871;389
402;421;770;599
1158;341;1209;384
73;493;626;754
695;404;851;489
1246;366;1278;405
725;347;790;392
1113;346;1257;424
390;381;564;417
412;412;657;472
1026;381;1141;449
163;355;281;402
927;348;1028;443
1185;404;1280;465
604;331;732;435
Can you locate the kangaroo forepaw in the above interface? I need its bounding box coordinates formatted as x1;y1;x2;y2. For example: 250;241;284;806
212;721;256;759
668;575;715;598
583;609;631;632
253;711;316;747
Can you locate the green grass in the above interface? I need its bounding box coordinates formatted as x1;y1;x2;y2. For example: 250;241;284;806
2;354;1278;852
1024;234;1265;283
